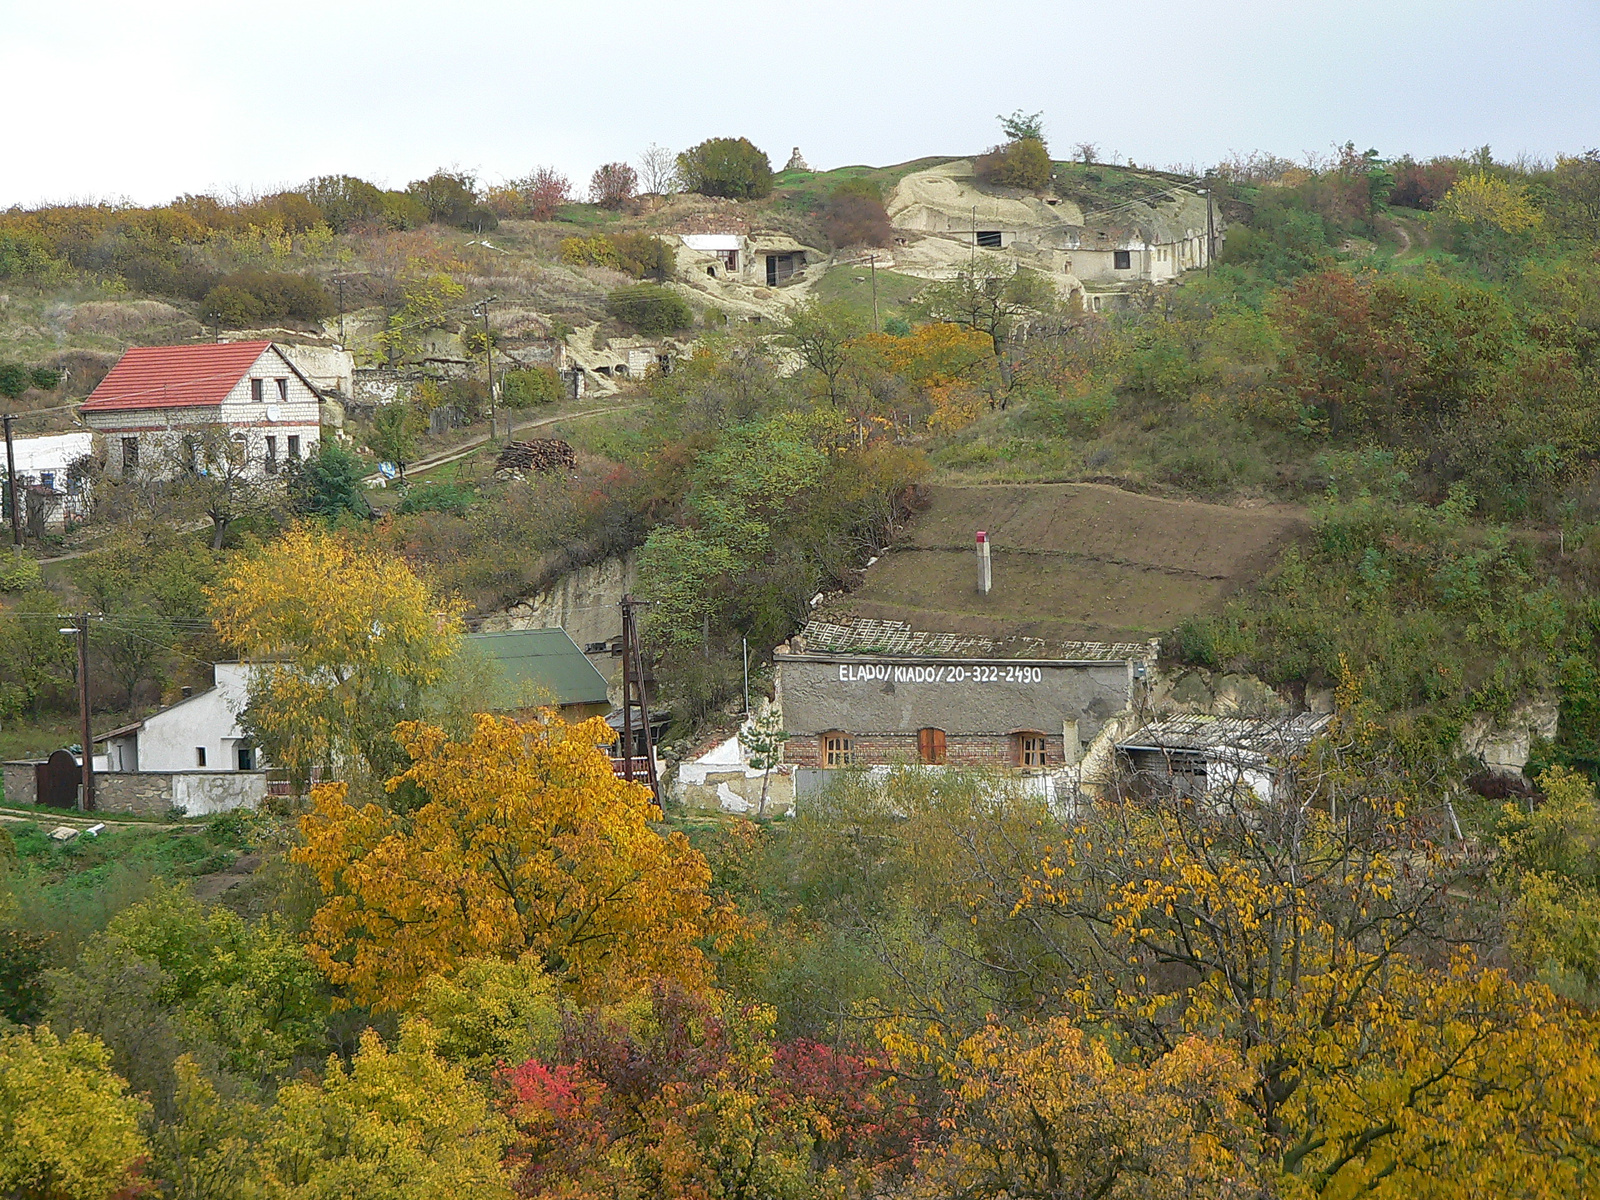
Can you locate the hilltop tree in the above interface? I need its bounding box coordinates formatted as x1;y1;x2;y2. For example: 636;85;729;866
677;137;773;200
998;108;1046;143
589;162;637;209
294;712;725;1010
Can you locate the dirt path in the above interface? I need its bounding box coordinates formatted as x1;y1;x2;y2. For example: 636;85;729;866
366;400;646;485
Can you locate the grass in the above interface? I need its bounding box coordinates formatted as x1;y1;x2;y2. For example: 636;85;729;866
0;809;259;957
0;715;86;773
811;265;927;327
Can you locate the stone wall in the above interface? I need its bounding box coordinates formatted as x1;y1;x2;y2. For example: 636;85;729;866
1;762;37;806
95;771;267;818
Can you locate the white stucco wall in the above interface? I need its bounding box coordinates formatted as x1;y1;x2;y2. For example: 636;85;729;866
172;771;267;815
125;663;258;772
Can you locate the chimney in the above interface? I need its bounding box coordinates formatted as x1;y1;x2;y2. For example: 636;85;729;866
181;686;193;698
976;530;992;595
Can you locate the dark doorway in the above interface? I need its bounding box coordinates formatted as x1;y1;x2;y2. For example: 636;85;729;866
976;230;1003;249
36;750;80;808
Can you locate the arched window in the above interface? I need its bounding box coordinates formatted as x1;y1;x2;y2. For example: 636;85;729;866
822;731;853;768
918;728;947;765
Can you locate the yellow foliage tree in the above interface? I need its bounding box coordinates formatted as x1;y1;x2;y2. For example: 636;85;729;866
294;712;724;1010
1438;172;1543;233
0;1026;148;1200
209;526;464;790
887;1018;1262;1200
253;1020;510;1200
848;323;996;434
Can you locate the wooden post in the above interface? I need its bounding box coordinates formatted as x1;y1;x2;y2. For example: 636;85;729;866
2;414;19;546
74;613;93;810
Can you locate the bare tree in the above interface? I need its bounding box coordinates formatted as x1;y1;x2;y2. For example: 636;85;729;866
638;143;679;197
1074;142;1099;165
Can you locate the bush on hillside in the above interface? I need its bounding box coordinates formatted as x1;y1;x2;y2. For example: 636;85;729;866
500;366;565;408
677;138;773;200
975;138;1052;190
396;481;476;516
607;285;692;335
823;188;893;248
1388;156;1460;211
201;270;333;328
611;231;675;280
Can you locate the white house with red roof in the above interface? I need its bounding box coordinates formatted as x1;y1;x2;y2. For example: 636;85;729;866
80;341;322;480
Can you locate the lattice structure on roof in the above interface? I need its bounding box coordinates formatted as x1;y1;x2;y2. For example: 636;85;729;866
798;617;1149;662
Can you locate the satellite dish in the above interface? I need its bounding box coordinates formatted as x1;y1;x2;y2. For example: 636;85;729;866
265;405;281;421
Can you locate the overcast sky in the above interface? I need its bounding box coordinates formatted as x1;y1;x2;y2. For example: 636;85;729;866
2;0;1596;207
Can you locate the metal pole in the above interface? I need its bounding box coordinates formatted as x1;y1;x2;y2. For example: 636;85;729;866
2;415;19;545
743;637;749;717
337;277;346;346
76;613;93;811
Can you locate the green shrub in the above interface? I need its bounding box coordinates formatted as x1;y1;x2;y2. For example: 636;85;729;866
500;367;565;408
0;551;43;593
677;137;774;199
611;231;675;280
608;285;692;335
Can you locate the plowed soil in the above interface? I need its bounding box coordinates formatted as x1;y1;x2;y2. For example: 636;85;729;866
833;483;1306;642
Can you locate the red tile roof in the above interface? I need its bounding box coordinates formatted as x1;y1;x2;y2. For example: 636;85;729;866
80;341;275;412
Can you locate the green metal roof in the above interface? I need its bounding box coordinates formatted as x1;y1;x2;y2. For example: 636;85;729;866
467;628;610;709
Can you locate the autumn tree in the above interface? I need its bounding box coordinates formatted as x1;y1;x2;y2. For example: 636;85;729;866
889;1020;1262;1200
637;143;679;197
914;261;1055;389
589;162;637;210
208;525;465;791
294;712;724;1010
0;1026;148;1200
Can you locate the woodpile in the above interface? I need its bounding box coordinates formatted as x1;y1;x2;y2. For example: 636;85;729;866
495;438;576;473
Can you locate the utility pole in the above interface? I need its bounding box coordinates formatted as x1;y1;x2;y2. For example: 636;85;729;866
1205;170;1216;275
618;595;661;812
336;276;347;345
2;414;19;545
474;295;498;441
868;254;879;332
65;614;93;810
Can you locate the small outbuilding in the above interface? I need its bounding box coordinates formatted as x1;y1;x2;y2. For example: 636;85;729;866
1116;712;1334;804
467;627;612;722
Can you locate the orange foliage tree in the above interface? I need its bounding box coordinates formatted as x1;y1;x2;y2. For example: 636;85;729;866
294;712;727;1011
848;322;996;434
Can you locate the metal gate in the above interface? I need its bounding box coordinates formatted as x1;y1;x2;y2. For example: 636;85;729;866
35;750;80;809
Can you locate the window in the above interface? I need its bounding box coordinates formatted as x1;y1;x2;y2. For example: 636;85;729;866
1015;732;1048;769
918;728;947;765
275;377;288;401
823;732;854;767
251;378;264;403
976;230;1003;249
121;437;139;476
196;747;207;767
287;435;301;460
264;436;278;473
38;472;54;491
1113;249;1132;270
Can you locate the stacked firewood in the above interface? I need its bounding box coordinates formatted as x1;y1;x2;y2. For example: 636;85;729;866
495;438;577;473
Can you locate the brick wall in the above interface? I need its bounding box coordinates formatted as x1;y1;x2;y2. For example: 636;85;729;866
786;733;1066;770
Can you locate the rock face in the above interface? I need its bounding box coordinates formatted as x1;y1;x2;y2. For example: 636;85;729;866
785;147;810;172
1458;699;1560;776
